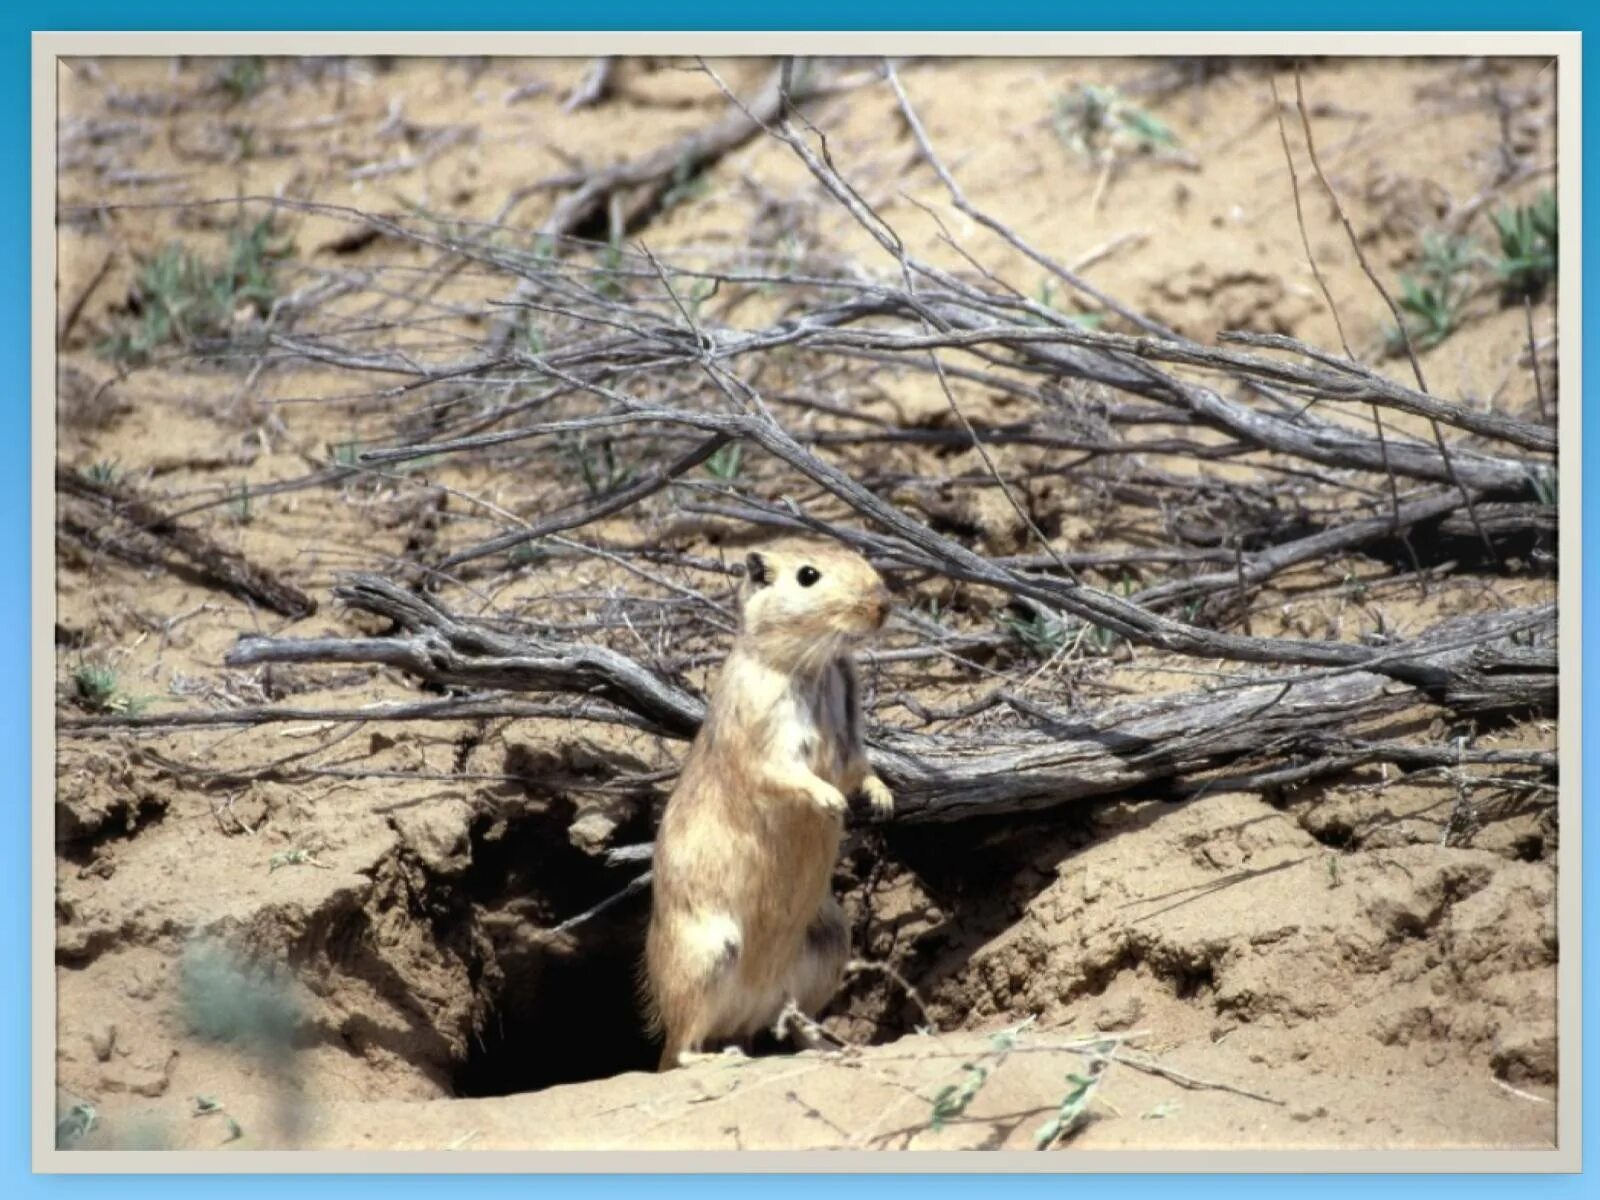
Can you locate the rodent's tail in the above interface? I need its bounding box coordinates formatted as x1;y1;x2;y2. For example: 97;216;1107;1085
637;926;664;1037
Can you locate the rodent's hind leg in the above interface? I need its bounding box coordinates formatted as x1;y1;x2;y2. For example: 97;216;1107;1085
777;895;850;1041
654;913;743;1072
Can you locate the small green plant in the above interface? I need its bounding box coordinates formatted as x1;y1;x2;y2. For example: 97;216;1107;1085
71;662;147;715
926;1020;1031;1132
180;939;300;1053
507;541;545;568
1035;1069;1100;1148
217;57;266;103
704;441;744;482
56;1101;97;1148
564;432;633;497
1000;607;1068;659
193;1095;243;1143
228;481;253;525
1030;278;1105;329
102;217;286;364
930;1062;992;1131
1489;191;1557;301
1053;84;1176;161
1084;622;1119;657
1390;232;1476;352
268;848;330;873
1034;1037;1118;1149
660;154;710;212
72;663;118;710
230;124;259;161
521;315;546;356
86;459;121;485
1079;576;1136;657
1525;464;1558;507
225;217;282;306
685;277;717;322
588;241;627;299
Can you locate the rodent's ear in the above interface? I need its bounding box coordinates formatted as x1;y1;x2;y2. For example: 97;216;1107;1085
744;551;770;588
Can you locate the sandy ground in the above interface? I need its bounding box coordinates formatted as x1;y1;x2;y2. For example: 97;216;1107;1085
53;54;1558;1154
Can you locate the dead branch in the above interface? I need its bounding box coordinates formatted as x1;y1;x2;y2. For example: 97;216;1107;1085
59;695;661;736
226;574;706;738
57;465;317;619
198;574;1552;823
562;58;615;113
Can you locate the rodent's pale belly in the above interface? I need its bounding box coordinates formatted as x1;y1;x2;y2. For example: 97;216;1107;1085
736;805;839;984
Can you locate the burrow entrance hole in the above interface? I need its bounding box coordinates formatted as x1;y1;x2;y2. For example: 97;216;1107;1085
436;796;1094;1098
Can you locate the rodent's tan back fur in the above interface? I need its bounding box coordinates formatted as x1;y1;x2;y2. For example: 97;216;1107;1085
643;538;895;1069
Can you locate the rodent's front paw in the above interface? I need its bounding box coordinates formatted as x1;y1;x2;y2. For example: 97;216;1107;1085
812;782;849;817
861;776;895;820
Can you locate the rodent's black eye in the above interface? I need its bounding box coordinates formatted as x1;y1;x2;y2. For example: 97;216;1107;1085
797;565;821;588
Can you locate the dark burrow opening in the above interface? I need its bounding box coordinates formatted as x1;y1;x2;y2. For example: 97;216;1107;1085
439;771;1104;1098
451;891;661;1096
444;784;663;1097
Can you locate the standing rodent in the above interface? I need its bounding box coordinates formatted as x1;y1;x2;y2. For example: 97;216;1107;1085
643;537;895;1070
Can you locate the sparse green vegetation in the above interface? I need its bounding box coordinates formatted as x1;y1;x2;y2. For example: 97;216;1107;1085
564;432;633;497
1490;190;1557;301
217;57;266;104
71;662;146;715
507;541;546;568
588;240;628;299
1083;620;1120;657
268;848;331;873
1526;464;1558;507
660;154;710;212
230;124;259;161
927;1021;1029;1132
520;314;547;356
180;939;300;1052
704;440;744;481
1388;196;1557;352
86;459;121;485
193;1096;244;1143
228;480;254;525
1389;231;1476;352
1000;607;1068;659
1053;84;1176;160
684;277;716;322
929;1061;993;1131
1034;1065;1103;1149
101;217;287;364
1036;1049;1113;1158
1032;278;1106;328
56;1101;97;1148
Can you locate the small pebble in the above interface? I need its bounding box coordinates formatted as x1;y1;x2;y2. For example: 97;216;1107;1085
88;1022;116;1063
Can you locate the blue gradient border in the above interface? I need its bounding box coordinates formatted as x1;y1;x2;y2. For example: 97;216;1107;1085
7;2;1594;1195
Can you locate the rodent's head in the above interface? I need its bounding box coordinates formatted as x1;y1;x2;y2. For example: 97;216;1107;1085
738;538;891;671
